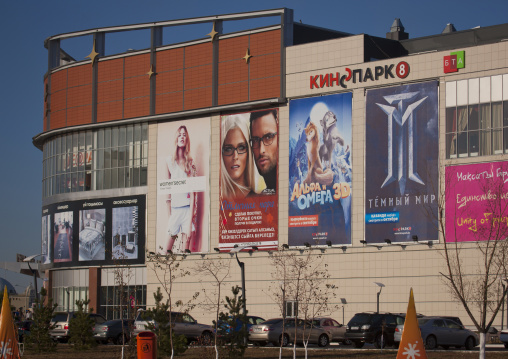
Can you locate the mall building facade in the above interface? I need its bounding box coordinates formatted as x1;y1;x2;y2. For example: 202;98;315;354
34;8;508;326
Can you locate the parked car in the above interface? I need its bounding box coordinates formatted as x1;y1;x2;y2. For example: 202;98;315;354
217;316;265;337
500;329;508;349
50;311;107;342
418;317;478;350
17;320;33;343
345;312;405;348
312;317;351;345
248;318;330;347
94;319;134;344
133;310;214;343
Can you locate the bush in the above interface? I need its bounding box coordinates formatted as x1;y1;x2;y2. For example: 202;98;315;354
25;288;58;353
143;288;187;358
68;299;97;350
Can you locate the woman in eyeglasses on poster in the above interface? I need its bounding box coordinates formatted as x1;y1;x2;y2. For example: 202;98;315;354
165;125;197;253
220;115;259;201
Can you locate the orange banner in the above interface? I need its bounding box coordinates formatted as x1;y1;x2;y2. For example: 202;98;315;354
0;286;21;359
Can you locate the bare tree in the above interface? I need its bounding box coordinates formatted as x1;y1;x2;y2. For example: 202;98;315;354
194;257;231;359
147;249;199;359
268;245;337;359
429;163;508;358
110;248;135;359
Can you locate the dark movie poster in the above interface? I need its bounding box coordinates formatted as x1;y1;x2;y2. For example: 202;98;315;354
365;81;439;243
219;109;279;251
42;195;145;267
288;93;352;246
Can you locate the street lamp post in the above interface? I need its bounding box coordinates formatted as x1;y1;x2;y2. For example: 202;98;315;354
374;282;385;313
230;245;258;343
340;298;347;324
23;254;42;306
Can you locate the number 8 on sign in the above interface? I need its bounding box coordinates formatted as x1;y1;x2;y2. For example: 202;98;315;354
396;61;410;79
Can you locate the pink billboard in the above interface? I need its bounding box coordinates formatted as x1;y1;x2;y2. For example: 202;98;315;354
446;161;508;242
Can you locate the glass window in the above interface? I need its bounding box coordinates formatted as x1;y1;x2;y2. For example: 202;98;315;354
43;124;148;198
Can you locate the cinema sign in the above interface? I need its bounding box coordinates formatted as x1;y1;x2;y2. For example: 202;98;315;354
309;61;410;89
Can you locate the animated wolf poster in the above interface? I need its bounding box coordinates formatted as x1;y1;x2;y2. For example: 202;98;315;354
288;93;352;246
365;81;439;244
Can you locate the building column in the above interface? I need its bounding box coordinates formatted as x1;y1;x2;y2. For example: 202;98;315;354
88;267;101;313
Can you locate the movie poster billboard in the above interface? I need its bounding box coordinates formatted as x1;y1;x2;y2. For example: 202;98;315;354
42;195;146;267
288;93;352;246
156;118;210;254
365;81;439;243
446;161;508;242
219;109;279;251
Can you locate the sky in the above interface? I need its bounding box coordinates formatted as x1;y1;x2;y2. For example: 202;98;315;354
1;0;507;290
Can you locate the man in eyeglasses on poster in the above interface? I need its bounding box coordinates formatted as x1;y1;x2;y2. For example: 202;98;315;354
249;109;278;194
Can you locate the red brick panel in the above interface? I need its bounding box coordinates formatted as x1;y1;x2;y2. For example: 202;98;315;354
44;78;48;131
185;43;212;68
97;80;123;103
250;30;281;55
218;82;248;106
184;87;212;111
124;97;150;119
67;84;92;109
98;58;124;82
124;76;150;99
219;36;249;62
50;110;66;129
184;65;212;91
51;70;68;92
249;53;280;80
218;59;248;85
124;53;150;78
67;65;92;88
156;92;184;114
97;101;123;123
157;48;184;72
156;70;184;94
249;76;280;101
51;91;67;113
67;105;92;126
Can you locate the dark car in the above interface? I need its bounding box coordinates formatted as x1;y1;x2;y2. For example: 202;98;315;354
17;320;33;343
50;312;107;342
94;319;134;344
345;312;405;348
418;317;478;350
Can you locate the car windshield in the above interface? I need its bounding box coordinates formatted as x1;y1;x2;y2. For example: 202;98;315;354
136;312;153;322
51;314;68;322
261;319;283;325
418;318;431;325
348;314;380;326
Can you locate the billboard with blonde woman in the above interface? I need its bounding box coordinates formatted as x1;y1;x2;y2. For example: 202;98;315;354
156;118;210;254
219;109;279;251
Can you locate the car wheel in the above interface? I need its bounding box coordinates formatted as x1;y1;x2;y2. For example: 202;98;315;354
465;336;475;350
201;331;213;345
342;339;352;346
353;341;365;348
318;334;329;347
279;334;289;347
425;335;437;350
504;343;508;349
374;334;387;349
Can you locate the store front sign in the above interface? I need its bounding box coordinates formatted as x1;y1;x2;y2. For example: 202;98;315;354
443;51;465;73
309;61;410;89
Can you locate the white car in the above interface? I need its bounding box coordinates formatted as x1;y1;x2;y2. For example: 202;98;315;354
500;329;508;349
